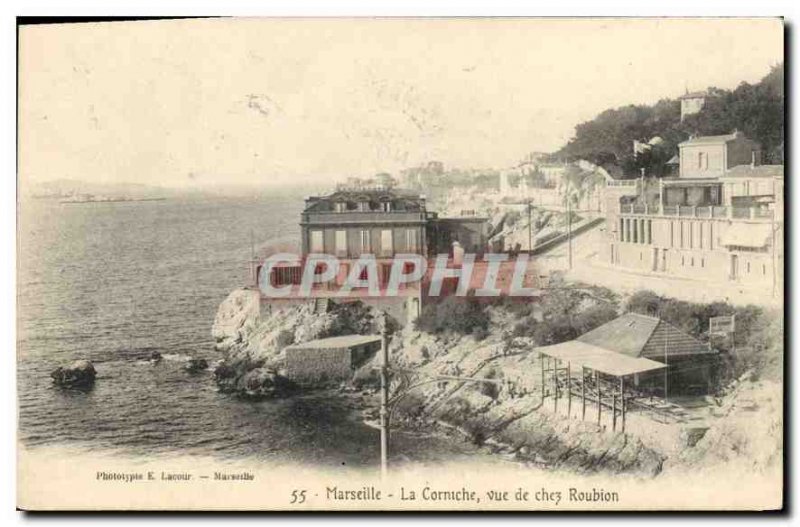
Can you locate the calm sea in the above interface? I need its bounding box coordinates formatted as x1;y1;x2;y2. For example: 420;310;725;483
17;193;494;469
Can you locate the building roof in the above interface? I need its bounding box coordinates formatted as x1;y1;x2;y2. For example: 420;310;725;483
303;187;426;213
286;334;382;350
577;313;715;359
308;187;422;201
679;133;744;146
678;90;708;100
720;164;784;179
537;340;667;377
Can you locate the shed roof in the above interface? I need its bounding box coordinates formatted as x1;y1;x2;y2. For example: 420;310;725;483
536;340;667;377
577;313;715;359
286;334;382;350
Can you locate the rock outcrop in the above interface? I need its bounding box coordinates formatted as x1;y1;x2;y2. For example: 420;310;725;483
184;358;209;373
211;289;388;399
214;364;298;399
51;360;96;388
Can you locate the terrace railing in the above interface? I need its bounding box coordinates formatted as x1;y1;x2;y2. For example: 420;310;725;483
619;203;774;221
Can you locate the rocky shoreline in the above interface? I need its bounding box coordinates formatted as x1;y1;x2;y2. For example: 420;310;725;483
209;288;782;480
210;289;664;477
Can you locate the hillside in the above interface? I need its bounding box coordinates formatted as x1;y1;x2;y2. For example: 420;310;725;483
550;63;784;176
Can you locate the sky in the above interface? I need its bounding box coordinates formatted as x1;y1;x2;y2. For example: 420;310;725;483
18;18;783;188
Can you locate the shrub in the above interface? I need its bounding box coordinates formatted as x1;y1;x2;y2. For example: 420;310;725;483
414;296;490;337
275;329;295;350
512;315;538;338
573;304;619;335
531;315;578;345
479;368;501;400
625;290;663;316
319;301;400;338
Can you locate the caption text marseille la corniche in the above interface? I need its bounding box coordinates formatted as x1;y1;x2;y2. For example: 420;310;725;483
95;470;619;505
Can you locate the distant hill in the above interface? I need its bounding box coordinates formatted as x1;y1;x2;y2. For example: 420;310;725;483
549;63;784;177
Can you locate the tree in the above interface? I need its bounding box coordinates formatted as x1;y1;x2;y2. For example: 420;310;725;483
553;63;784;172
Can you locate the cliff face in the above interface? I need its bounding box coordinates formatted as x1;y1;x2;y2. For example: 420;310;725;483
211;289;386;396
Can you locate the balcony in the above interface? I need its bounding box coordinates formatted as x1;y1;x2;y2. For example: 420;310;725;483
620;203;774;222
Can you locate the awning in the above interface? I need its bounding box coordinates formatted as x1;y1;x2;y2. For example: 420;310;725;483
719;223;772;248
536;340;667;377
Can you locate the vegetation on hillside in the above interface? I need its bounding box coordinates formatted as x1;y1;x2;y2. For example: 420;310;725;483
413;286;781;390
625;290;783;382
550;63;784;176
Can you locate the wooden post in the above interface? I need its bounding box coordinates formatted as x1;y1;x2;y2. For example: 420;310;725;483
620;377;626;433
540;353;545;399
567;362;572;419
581;367;586;420
612;393;617;432
552;358;558;413
596;371;601;429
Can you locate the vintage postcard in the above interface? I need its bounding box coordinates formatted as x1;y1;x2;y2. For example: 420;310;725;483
16;17;784;511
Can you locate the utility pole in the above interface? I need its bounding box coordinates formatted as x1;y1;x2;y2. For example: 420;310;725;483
379;311;390;480
567;197;573;270
663;321;669;403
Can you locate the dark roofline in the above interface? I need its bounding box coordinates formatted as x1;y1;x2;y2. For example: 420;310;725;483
640;316;715;357
678;90;709;100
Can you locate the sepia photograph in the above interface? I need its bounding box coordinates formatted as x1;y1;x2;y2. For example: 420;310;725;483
15;16;785;511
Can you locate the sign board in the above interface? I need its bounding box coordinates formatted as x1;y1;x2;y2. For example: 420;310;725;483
710;315;736;336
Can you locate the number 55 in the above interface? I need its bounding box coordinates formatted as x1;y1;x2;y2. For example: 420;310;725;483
291;490;306;504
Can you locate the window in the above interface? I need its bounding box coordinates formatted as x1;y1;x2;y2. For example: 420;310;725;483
698;222;703;249
747;262;751;274
406;229;419;252
360;230;371;253
763;264;766;275
679;222;684;248
681;256;685;266
619;218;624;242
698;152;708;170
670;221;675;248
380;200;392;212
358;201;370;212
334;201;347;213
701;258;705;268
691;257;694;267
689;222;693;248
310;230;324;253
381;229;393;256
335;230;347;256
709;222;714;250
